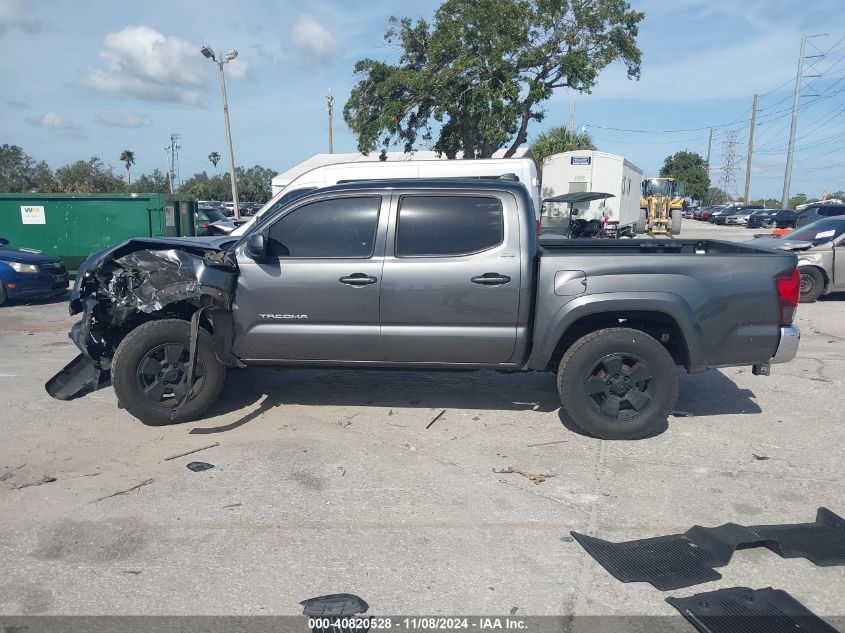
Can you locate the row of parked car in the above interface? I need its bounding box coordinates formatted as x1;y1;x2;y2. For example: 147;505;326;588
692;202;845;230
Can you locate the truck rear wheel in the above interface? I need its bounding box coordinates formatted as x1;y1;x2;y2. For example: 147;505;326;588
556;328;678;440
112;319;226;426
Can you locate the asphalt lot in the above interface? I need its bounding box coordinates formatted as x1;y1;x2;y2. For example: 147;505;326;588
1;219;844;622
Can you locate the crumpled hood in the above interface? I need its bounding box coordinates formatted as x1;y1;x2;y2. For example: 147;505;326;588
71;236;234;304
0;246;62;265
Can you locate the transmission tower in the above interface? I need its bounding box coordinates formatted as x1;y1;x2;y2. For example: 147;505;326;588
718;130;739;201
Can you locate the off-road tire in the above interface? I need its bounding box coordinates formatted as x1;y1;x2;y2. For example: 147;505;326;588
112;319;225;426
557;327;678;440
634;208;647;235
671;209;682;235
799;267;825;303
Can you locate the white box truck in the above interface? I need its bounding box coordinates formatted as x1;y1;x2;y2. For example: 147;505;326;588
540;150;644;236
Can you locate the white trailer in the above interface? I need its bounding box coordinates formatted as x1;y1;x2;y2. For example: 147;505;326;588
540;150;644;235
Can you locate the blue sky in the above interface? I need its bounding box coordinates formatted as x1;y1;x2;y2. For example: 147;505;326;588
1;0;843;200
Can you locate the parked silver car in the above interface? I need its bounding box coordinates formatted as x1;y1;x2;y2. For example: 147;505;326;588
749;216;845;302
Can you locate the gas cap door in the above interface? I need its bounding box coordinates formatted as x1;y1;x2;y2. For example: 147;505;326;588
554;270;587;296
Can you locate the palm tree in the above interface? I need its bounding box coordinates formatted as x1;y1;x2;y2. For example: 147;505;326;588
119;149;135;184
208;151;221;172
530;127;596;172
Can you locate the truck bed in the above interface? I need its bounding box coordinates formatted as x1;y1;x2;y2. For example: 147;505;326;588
538;238;778;256
530;238;798;373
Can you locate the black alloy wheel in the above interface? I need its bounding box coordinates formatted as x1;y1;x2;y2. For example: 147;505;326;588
583;353;653;421
136;343;206;406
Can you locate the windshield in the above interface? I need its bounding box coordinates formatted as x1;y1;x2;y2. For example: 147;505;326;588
231;187;318;236
785;218;845;245
642;179;674;197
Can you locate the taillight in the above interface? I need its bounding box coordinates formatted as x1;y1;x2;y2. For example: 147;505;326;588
776;268;800;325
203;223;209;229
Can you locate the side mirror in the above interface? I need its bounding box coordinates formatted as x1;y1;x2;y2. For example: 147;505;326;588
0;237;9;246
245;233;267;259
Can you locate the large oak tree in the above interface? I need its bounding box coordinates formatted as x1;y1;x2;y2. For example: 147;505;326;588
344;0;643;158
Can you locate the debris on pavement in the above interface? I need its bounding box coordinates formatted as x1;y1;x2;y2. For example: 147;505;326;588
426;409;446;429
163;442;220;462
492;466;557;485
14;475;57;490
526;440;568;448
752;453;771;461
91;478;154;503
222;503;242;509
186;461;214;472
301;593;370;631
671;410;695;417
0;470;15;482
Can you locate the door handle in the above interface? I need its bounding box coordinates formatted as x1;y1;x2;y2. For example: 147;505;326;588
339;273;378;286
471;273;511;285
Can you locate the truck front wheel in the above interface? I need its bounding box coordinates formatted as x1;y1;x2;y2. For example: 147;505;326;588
112;319;226;425
557;328;678;440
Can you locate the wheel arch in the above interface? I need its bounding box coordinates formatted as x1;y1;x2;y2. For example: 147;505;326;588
529;294;703;372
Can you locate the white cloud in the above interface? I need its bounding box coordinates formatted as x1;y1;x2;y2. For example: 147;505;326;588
94;111;151;128
26;112;74;129
79;26;250;105
290;15;340;63
0;0;44;33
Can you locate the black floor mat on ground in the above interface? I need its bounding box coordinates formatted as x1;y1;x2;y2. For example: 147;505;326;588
666;587;840;633
571;507;845;590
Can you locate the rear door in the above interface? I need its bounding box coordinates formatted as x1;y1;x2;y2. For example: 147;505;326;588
232;193;387;361
379;190;522;364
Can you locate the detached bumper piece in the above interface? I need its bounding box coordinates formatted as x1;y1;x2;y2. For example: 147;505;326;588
45;353;110;401
301;593;370;633
667;587;839;633
571;507;845;590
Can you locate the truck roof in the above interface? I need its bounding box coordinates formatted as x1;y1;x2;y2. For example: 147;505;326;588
300;177;533;197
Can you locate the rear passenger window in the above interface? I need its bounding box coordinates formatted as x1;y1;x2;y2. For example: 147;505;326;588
396;196;503;257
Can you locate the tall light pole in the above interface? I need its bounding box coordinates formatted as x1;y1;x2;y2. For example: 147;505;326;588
202;45;240;219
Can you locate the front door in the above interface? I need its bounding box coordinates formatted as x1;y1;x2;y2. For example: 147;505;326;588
232;194;386;361
379;192;522;364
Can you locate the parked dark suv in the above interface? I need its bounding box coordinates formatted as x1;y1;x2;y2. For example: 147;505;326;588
796;203;845;228
746;209;798;229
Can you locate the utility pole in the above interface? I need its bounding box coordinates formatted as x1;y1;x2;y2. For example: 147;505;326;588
326;89;335;154
169;133;181;190
781;37;807;209
743;94;758;204
164;145;174;193
705;128;713;203
568;100;576;133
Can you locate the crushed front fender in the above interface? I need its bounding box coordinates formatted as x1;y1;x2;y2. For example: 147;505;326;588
46;238;241;401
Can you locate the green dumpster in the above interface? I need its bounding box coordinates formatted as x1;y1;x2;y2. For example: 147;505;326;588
0;193;198;274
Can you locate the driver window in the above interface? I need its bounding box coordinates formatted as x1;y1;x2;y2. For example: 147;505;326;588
267;196;381;258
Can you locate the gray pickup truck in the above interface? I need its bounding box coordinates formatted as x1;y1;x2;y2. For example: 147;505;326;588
47;179;801;439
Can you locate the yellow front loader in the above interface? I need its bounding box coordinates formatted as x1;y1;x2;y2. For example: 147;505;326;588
639;178;685;236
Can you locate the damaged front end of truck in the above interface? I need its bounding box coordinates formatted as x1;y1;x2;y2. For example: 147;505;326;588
45;238;243;403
